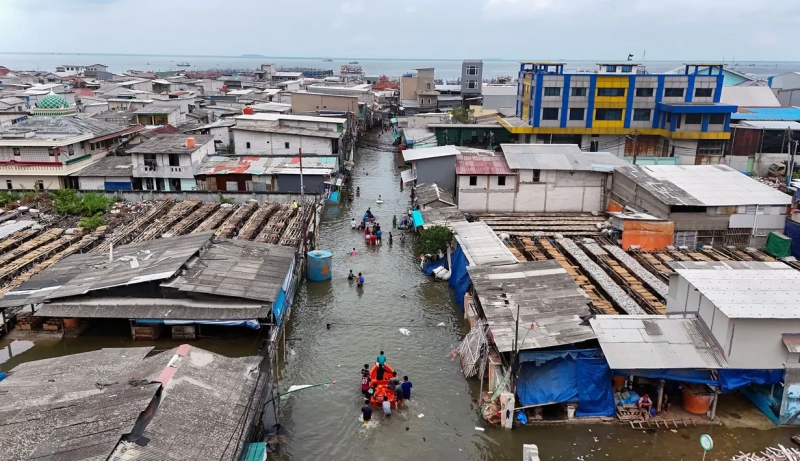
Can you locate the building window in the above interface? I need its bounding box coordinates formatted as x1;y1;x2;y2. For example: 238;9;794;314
67;145;74;156
569;108;585;120
685;113;703;124
571;87;587;97
497;176;506;186
246;142;251;148
597;88;625;97
664;88;685;97
90;142;95;150
467;80;478;89
469;176;477;186
633;108;651;121
532;169;541;182
605;65;617;73
49;148;57;157
709;113;726;124
595;108;623;121
697;140;725;155
35;180;44;190
466;65;479;76
635;87;654;97
427;82;431;90
542;108;559;120
285;142;290;149
6;180;12;190
543;87;560;96
621;65;633;73
168;154;180;166
12;148;20;157
695;88;713;98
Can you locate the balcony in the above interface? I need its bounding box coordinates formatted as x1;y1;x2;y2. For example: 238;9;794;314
134;163;193;179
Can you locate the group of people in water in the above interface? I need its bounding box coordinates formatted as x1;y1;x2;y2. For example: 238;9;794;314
352;207;397;246
360;351;413;423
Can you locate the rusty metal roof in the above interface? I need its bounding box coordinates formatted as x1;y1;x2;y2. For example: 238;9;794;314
456;155;515;175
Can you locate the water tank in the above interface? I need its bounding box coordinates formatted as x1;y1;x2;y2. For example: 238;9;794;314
306;250;332;281
185;137;196;148
242;106;254;115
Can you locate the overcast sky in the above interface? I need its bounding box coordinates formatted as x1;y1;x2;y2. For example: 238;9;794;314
2;0;799;61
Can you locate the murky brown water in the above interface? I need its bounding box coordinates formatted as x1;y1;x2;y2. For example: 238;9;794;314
1;135;798;460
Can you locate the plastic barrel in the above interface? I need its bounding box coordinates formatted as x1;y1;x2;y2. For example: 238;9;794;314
307;250;333;281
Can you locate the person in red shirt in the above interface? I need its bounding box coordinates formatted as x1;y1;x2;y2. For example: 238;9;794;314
360;364;371;395
370;234;377;245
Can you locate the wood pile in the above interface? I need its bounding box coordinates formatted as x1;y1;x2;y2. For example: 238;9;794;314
168;202;218;236
258;207;294;245
538;239;615;315
732;446;800;460
133;200;201;242
0;233;81;283
193;205;235;234
15;313;43;331
237;202;279;241
216;202;257;238
0;229;64;266
0;229;40;255
604;245;669;298
42;318;62;331
93;199;173;252
477;213;605;237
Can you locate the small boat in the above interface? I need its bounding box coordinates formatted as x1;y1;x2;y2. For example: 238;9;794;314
376;199;384;204
323;58;333;62
368;363;403;407
349;61;359;64
177;62;190;67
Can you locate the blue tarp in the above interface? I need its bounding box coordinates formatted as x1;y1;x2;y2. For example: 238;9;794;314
422;258;447;275
273;288;287;326
448;244;470;307
614;369;718;386
134;319;260;329
719;369;784;393
784;219;800;260
576;358;616;417
329;191;339;203
412;210;424;230
516;348;614;417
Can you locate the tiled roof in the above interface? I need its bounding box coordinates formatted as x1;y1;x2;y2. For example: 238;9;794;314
456;155;515;175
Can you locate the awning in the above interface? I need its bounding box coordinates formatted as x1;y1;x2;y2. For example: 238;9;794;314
412;210;424;230
400;169;417;185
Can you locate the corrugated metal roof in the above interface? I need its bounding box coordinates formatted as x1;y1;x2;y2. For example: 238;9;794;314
501;143;582;157
590;315;729;369
71;155;133;177
783;334;800;354
198;155;338;176
732;107;800;121
413;182;455;207
456;155;515;175
720;86;780;107
671;265;800;319
128;134;214;154
468;260;594;352
401;145;459;162
740;120;800;130
501;148;629;172
615;164;792;206
451;221;518;267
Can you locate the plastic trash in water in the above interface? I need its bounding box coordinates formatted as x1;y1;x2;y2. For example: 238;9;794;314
436;322;445;327
418;413;424;418
475;426;485;431
399;328;410;336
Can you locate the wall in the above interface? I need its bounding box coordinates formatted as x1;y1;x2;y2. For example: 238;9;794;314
461;61;483;95
82;189;311;204
234;130;334;156
132;140;215;180
456;173;516;212
291;92;358;114
276;174;327;194
78;176;106;190
0;175;64;190
400;77;419;100
415;156;456;190
725;318;798;369
482;90;517;110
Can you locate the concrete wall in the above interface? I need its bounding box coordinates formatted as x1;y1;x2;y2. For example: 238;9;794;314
78;176;105;190
400;77;418;100
414;156;456;190
0;175;64;190
461;61;483;95
291;92;359;114
276;174;327;194
234;130;335;156
725;318;798;369
82;189;312;204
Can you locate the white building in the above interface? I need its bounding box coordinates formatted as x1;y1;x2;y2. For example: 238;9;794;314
455;144;629;213
231;113;345;156
70;155;133;190
0;112;143;190
133;104;186;127
128;134;214;191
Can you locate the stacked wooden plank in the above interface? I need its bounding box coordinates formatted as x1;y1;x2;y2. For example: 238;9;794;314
538;239;615;315
604;245;669;298
519;237;546;261
0;229;40;255
133;201;201;242
0;233;81;283
168;202;218;236
193;205;235;234
280;206;310;247
93;199;173;252
632;251;671;281
745;248;776;262
257;206;294;244
477;213;606;237
0;229;64;267
237;202;279;241
15;313;44;331
215;202;257;238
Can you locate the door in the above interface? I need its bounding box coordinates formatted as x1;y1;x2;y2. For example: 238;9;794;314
747;156;755;174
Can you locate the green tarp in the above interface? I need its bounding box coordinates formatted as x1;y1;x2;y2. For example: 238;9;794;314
765;232;792;258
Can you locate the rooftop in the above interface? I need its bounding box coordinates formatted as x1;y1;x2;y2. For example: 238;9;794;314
456;155;515;176
198;155;338;176
233;124;343;139
127;134;214;154
501;145;628;171
450;220;518;267
234;112;346;125
720;86;780;107
413;182;455;207
590;315;729;370
70;155;133;177
468;260;595;352
739;120;800;130
0;114;135;142
615;165;792;207
402;145;459;162
731;107;800;121
133;104;178;114
669;261;800;319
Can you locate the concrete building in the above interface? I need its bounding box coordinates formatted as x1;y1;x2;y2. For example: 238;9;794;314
128;134;214;191
133;104;185;127
195;154;338;193
232;113;345;156
500;62;738;163
610;164;792;247
461;59;483;103
768;72;800;107
455;144;628;213
481;85;517;111
0;114;142;190
70;155;133;190
291;91;359;114
400;68;439;114
401;145;461;190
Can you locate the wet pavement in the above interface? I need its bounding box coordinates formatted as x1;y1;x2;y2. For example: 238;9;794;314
1;135;798;460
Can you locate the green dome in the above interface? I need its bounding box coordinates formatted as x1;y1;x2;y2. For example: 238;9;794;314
37;91;69;109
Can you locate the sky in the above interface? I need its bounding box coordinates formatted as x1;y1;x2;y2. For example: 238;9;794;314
1;0;799;61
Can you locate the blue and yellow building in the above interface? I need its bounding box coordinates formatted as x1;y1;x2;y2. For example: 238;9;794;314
499;62;738;163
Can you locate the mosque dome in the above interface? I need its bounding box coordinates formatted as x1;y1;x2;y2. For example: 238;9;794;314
37;91;69;109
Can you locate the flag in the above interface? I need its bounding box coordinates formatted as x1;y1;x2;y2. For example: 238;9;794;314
627;54;634;61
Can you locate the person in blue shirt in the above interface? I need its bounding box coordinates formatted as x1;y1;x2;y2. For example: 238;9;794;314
401;376;413;400
361;399;373;424
376;351;386;380
357;273;364;287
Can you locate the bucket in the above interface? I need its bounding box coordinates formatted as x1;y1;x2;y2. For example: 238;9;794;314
566;404;576;419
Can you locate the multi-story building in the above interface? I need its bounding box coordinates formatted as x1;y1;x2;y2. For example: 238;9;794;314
231;113;346;157
461;59;483;104
128;134;214;191
400;68;439;114
499;62;738;165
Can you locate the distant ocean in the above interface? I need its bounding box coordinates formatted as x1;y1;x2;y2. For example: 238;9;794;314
1;52;798;81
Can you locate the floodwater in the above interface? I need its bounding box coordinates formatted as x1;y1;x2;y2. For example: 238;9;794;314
0;134;798;460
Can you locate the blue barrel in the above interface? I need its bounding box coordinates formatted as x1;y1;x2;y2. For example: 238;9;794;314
307;250;333;281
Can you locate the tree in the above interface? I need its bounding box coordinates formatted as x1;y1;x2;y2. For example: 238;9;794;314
451;106;474;124
416;225;453;255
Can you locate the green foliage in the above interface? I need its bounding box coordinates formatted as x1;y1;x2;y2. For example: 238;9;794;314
53;189;114;217
225;144;236;155
416;225;453;255
0;191;21;207
22;191;37;201
451;106;474;124
78;214;105;231
219;194;234;205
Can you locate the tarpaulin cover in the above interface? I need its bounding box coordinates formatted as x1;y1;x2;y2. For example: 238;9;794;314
519;348;600;364
718;369;784;393
575;357;616;417
423;257;447;275
766;231;792;258
273;288;287;326
517;359;578;406
621;220;676;251
412;210;424;230
785;219;800;259
606;200;625;213
448;244;471;307
613;369;718;386
134;319;260;329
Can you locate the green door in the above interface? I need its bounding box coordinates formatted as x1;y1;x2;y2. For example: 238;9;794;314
746;156;755;173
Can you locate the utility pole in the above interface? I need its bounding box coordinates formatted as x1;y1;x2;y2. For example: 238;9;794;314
788;138;798;188
298;147;304;201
